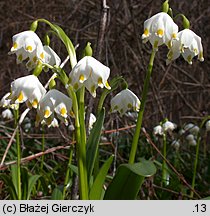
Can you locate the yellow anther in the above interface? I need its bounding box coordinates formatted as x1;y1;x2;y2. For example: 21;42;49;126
17;91;24;102
32;99;38;108
143;28;149;36
40;52;44;59
69;110;75;117
44;109;51;118
172;33;177;39
18;54;23;61
91;85;95;93
187;55;192;63
13;42;18;49
33;56;37;63
60;107;67;117
127;103;132;109
27;61;32;67
98;77;103;85
157;29;164;37
79;74;85;82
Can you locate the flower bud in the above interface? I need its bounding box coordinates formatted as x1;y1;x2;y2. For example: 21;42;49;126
162;0;169;13
182;15;190;29
33;61;43;77
82;42;92;57
30;21;38;32
44;34;50;46
49;78;56;89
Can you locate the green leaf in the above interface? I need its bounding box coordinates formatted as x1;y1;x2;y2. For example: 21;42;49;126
27;175;41;200
104;160;156;200
69;164;78;175
51;187;63;200
89;155;114;200
11;164;18;196
86;108;105;182
0;174;18;199
21;167;29;200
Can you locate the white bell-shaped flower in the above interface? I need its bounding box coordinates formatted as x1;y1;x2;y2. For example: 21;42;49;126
110;89;140;116
0;92;19;110
171;140;180;150
9;31;44;70
142;12;178;49
184;123;199;135
36;89;73;126
8;75;46;108
2;109;13;120
153;125;164;136
43;45;61;69
167;29;204;64
69;56;111;97
162;121;176;132
205;120;210;132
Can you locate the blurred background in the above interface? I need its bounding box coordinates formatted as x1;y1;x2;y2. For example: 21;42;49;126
0;0;209;130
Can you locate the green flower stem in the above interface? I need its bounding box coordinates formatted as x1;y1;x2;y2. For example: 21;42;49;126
162;133;167;186
67;85;89;200
190;116;210;198
37;126;45;192
14;109;21;200
63;145;74;199
129;49;156;164
190;136;201;198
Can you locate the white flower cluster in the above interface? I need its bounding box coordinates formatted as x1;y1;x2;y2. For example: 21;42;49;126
183;123;199;146
9;31;61;71
142;12;204;64
153;120;177;136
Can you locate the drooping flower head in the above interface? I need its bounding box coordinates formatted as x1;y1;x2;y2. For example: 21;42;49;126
8;75;46;108
110;89;140;116
142;12;178;49
36;89;73;126
9;31;44;70
167;29;204;64
162;120;176;132
2;109;13;120
69;56;111;97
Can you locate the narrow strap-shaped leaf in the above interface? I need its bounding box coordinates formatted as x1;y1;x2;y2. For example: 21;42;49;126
0;174;18;199
104;160;156;200
21;167;29;200
86;108;105;183
89;155;114;200
11;164;18;196
27;175;41;200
